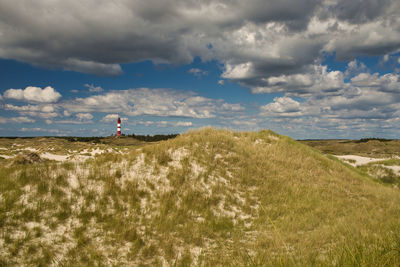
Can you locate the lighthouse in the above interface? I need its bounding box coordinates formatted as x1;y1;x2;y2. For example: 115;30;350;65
117;117;121;136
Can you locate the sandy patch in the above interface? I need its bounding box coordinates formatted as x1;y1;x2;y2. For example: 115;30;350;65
386;166;400;175
214;153;223;159
170;147;189;161
40;152;70;161
191;161;205;178
80;148;107;156
335;155;385;166
39;148;110;162
168;147;189;169
336;155;400;175
254;139;264;145
268;135;280;141
22;147;39;153
68;172;80;189
70;155;91;162
191;246;203;266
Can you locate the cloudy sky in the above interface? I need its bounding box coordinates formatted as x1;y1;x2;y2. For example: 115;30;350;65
0;0;400;139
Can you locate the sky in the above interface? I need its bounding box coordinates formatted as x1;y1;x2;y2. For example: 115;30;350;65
0;0;400;139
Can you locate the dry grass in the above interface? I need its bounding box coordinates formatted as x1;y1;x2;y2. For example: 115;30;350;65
1;128;400;265
301;139;400;158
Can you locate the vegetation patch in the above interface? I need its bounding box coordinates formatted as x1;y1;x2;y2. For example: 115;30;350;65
1;128;400;265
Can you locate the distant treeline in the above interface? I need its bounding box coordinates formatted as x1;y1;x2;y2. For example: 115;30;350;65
127;133;179;142
0;137;35;139
58;134;179;143
60;136;104;143
299;137;395;142
0;134;179;142
356;137;393;143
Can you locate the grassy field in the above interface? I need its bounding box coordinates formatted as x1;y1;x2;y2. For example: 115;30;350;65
300;139;400;158
1;129;400;266
301;139;400;188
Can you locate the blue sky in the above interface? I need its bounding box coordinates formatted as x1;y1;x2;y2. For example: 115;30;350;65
0;0;400;139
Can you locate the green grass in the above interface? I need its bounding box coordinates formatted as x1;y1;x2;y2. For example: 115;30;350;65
1;128;400;265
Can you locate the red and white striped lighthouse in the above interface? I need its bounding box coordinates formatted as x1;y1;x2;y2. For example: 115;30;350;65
117;117;121;136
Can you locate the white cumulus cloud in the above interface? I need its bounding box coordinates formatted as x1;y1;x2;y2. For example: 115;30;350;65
84;84;104;93
4;104;59;119
261;96;303;117
76;113;93;121
101;114;128;123
134;120;193;127
3;86;61;103
0;116;35;124
175;121;193;127
188;68;208;78
101;114;120;122
62;88;245;119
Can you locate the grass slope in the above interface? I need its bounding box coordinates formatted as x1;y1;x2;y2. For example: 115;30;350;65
301;139;400;187
1;128;400;266
301;139;400;158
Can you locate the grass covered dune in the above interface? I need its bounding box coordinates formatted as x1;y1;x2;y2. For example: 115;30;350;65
1;128;400;266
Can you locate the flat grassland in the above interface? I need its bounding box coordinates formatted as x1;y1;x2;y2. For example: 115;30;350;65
1;129;400;266
300;139;400;158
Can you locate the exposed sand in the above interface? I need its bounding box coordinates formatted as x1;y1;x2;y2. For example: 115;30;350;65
268;135;280;141
40;152;70;161
335;155;400;175
386;166;400;175
22;147;39;153
80;148;109;156
335;155;385;166
1;146;112;162
254;139;264;145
